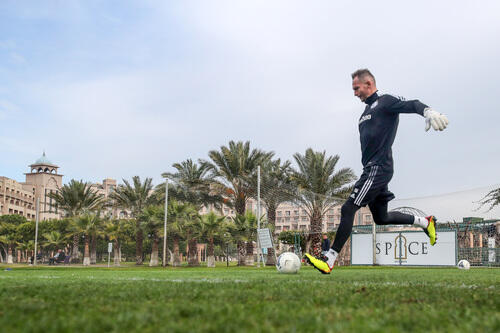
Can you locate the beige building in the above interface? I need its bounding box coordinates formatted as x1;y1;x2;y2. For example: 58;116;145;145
1;153;63;221
90;178;130;218
25;153;63;220
200;198;373;233
0;177;36;219
274;203;372;233
0;153;130;221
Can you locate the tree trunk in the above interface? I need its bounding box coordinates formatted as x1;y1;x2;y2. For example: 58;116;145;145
207;238;215;268
308;207;323;257
173;237;181;266
266;247;276;266
135;222;143;265
72;234;80;263
90;235;97;264
113;240;120;266
7;245;13;264
149;236;159;266
245;241;254;265
83;239;90;266
187;238;199;267
266;205;277;266
237;240;246;266
235;193;246;215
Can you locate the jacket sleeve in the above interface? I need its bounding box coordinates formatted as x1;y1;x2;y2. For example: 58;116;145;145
383;94;428;116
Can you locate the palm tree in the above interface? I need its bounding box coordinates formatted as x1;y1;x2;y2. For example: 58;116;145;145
0;235;7;263
48;179;105;262
230;214;249;266
201;212;226;267
140;205;165;267
90;215;106;265
183;214;203;267
110;176;154;265
205;140;274;215
478;187;500;211
291;149;356;256
42;231;67;257
104;218;131;266
18;240;35;263
0;216;22;263
161;159;223;210
70;212;101;266
3;233;18;264
244;211;258;265
13;221;36;263
167;200;198;266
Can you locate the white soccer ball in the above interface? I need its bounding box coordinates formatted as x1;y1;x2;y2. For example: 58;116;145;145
276;252;301;274
457;259;470;270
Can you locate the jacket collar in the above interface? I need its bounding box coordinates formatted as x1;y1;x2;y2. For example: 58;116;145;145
364;91;379;105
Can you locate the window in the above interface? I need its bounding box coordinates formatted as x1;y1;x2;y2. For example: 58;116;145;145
294;210;299;215
283;226;290;231
365;215;372;222
285;211;290;216
328;215;334;222
285;217;290;222
277;211;282;216
302;217;308;222
294;216;299;221
327;223;335;231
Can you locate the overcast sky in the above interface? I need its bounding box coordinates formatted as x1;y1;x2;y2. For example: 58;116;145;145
1;1;499;220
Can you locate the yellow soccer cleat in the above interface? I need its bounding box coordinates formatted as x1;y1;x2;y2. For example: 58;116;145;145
304;253;333;274
423;215;437;246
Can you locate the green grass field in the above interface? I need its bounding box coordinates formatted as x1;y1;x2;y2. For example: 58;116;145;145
0;264;498;333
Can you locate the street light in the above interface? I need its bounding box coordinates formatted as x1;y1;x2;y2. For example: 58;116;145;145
224;232;229;267
162;177;169;267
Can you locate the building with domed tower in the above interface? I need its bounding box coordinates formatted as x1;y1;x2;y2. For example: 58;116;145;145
0;152;63;221
24;152;63;220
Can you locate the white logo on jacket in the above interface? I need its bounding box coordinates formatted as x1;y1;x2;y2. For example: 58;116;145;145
359;114;371;124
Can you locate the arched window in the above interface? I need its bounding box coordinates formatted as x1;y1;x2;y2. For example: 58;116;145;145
38;168;43;173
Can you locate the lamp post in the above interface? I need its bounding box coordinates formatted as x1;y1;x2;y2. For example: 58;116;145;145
162;178;169;267
33;198;40;266
224;233;229;267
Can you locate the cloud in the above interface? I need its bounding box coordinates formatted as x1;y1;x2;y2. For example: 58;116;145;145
0;0;499;207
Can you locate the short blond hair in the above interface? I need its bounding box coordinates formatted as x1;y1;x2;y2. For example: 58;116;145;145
351;69;376;84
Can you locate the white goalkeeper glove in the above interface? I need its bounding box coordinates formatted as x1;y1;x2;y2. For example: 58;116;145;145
424;108;449;131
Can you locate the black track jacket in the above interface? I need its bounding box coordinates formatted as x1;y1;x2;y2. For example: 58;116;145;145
358;91;428;171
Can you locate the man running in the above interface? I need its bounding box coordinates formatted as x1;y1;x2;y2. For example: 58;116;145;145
305;69;449;274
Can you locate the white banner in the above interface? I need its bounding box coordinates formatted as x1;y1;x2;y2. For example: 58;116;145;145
488;237;496;263
352;231;456;266
257;228;273;248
